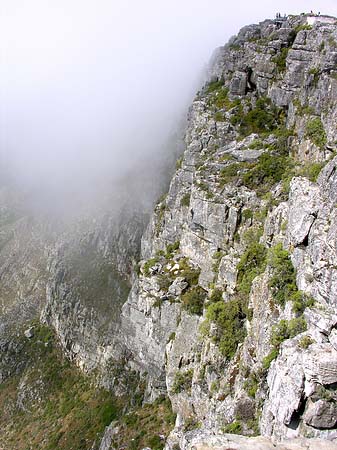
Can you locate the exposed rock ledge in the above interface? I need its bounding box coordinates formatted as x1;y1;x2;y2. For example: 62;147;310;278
166;431;337;450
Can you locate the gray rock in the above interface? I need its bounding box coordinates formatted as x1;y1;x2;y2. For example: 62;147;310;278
166;429;337;450
303;344;337;386
168;277;189;297
98;423;119;450
24;327;34;339
230;71;248;95
304;399;337;429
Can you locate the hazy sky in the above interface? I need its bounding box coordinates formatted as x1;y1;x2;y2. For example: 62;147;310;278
1;0;337;207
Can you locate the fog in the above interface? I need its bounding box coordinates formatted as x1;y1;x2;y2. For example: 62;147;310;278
1;0;337;213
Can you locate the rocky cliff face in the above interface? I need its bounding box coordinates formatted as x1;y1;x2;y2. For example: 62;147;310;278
102;13;337;448
0;193;147;383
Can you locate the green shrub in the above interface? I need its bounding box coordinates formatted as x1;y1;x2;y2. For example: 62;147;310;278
147;435;162;450
244;372;259;398
309;67;320;86
305;118;327;149
270;319;291;348
219;162;248;186
156;274;172;291
263;317;307;370
299;162;324;182
294;24;312;33
291;291;315;314
180;193;191;207
209;288;223;303
272;47;289;72
268;244;297;306
293;98;315;116
242;152;288;194
242;226;263;245
155;198;167;236
206;299;247;358
288;316;307;336
111;395;175;450
212;86;229;108
181;286;207;315
235;97;282;136
205;80;240;112
178;258;200;286
205;237;267;357
236;242;267;296
229;104;244;127
220;153;235;161
271;317;307;349
171;370;194;394
242;209;253;220
212;251;224;274
248;139;263;149
298;335;315;349
219;125;293;195
168;332;176;342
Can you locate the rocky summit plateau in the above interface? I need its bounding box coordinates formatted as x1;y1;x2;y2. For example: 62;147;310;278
1;11;337;450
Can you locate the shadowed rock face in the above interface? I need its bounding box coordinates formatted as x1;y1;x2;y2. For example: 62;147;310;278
2;12;337;450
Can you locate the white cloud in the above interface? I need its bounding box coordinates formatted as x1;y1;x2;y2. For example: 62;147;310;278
1;0;336;207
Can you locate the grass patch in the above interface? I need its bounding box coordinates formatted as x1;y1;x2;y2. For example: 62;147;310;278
0;324;123;450
178;257;200;286
223;420;242;434
218;126;293;195
111;396;176;450
0;324;176;450
204;79;225;94
143;257;160;277
299;162;324;182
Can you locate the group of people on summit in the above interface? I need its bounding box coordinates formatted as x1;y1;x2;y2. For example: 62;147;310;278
275;11;321;19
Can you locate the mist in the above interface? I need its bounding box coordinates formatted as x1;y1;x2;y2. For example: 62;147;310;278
1;0;337;213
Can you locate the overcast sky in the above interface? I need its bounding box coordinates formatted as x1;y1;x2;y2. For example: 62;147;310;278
1;0;337;209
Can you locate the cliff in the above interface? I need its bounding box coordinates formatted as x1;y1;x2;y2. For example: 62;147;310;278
1;12;337;450
104;12;337;449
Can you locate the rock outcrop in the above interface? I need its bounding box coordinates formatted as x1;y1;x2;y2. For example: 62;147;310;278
103;12;337;448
